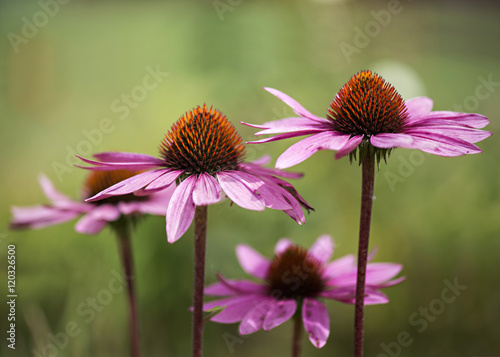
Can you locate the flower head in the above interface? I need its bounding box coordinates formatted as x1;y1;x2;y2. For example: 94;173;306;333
10;170;172;234
203;235;404;348
244;70;491;167
77;104;312;243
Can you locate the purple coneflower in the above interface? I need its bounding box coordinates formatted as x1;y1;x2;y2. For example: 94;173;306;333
244;70;491;357
204;235;404;356
10;170;171;233
77;104;311;357
244;70;491;167
78;104;311;243
10;170;172;357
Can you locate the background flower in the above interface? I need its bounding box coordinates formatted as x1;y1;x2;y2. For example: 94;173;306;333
204;235;404;348
10;171;172;234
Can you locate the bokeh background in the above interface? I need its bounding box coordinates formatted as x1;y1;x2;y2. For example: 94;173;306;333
1;0;499;356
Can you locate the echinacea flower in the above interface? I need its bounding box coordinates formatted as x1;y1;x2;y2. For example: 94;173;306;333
10;170;172;234
203;235;404;348
244;70;491;167
10;169;173;357
77;104;312;243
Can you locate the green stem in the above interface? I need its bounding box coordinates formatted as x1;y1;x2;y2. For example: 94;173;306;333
192;206;208;357
354;154;375;357
116;224;141;357
292;303;303;357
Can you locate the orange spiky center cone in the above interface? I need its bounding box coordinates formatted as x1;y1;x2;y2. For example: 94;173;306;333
159;104;245;175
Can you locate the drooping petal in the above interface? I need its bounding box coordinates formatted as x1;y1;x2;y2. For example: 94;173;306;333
275;132;342;169
319;286;356;301
363;288;390;305
263;299;297;331
205;277;267;296
93;151;165;165
404;97;433;118
244;117;329;136
38;175;88;211
207;295;267;324
239;160;303;179
217;171;265;211
193;173;223;206
247;131;323;145
302;298;330;348
274;238;293;255
239;298;275;334
75;205;120;234
10;205;81;230
370;133;415;149
407;132;483;156
166;175;196;243
405;126;492;144
308;234;334;264
236;244;271;280
141;170;183;192
253;180;293;210
334;135;364;159
76;155;163;171
365;263;403;285
408;111;489;129
85;170;168;201
264;87;326;122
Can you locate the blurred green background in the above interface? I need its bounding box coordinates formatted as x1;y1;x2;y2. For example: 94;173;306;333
1;0;499;356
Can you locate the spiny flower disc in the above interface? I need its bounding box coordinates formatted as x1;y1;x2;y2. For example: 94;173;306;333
328;70;409;136
159;104;245;175
83;170;146;204
266;245;325;300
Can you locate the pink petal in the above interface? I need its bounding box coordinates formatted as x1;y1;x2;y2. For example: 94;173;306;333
308;235;334;264
249;155;271;166
217;171;265;211
275;132;340;169
370;133;415;149
193;173;223;206
408;133;483;156
236;244;271;280
263;299;297;331
334;135;364;159
264;87;326;122
239;298;275;335
254;181;294;210
38;174;75;206
166;175;196;243
76;155;162;170
75;205;120;234
409;112;489;129
204;278;266;296
364;289;390;305
239;161;303;180
365;263;403;285
85;170;168;202
93;151;165;165
323;255;356;281
142;170;183;192
248;117;329;136
405;97;433;118
131;187;174;216
302;298;330;348
405;126;491;144
10;206;80;230
207;295;267;324
275;238;293;255
247;131;322;145
319;286;356;301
